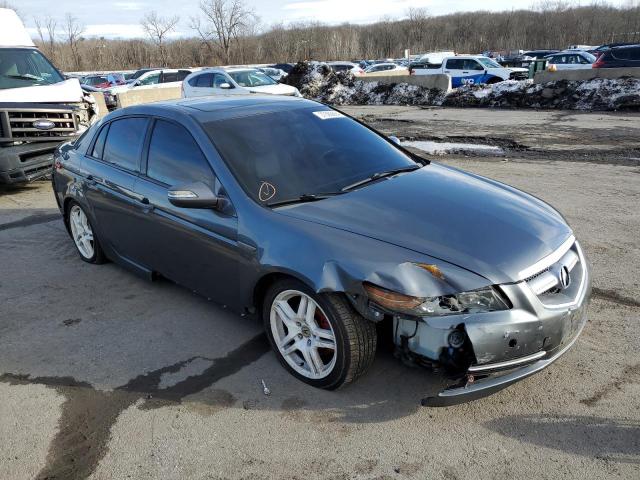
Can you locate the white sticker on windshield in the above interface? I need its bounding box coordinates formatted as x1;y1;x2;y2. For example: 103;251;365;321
313;111;345;120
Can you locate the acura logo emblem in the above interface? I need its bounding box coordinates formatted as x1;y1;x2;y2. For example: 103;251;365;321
33;119;56;130
559;266;571;289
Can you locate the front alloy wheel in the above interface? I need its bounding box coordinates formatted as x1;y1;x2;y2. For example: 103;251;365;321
270;290;337;380
264;279;377;389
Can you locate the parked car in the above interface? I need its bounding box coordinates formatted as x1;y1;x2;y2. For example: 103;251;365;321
523;50;561;59
126;67;160;83
52;95;590;405
412;56;528;87
327;61;365;75
588;42;638;57
592;44;640;68
269;63;295;74
103;68;192;108
364;62;407;74
182;68;301;98
81;73;126;89
256;67;287;81
544;51;596;70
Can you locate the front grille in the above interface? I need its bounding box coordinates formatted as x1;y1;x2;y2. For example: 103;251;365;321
525;241;586;306
0;107;79;143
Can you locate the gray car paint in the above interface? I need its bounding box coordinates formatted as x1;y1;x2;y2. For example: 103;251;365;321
52;96;590;403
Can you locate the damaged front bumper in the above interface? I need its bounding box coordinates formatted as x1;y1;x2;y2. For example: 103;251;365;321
392;238;591;405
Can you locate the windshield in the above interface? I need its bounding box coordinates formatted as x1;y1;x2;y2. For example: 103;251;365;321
228;70;277;87
0;48;65;89
477;57;502;68
204;107;417;205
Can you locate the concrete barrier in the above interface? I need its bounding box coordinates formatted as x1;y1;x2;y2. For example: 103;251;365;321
534;67;640;84
359;74;451;92
116;86;182;108
88;92;108;118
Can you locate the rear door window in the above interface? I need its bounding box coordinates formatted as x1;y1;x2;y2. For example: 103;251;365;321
146;119;213;186
161;71;178;83
102;118;148;171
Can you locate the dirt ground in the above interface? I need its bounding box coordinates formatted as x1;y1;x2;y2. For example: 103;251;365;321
1;107;638;480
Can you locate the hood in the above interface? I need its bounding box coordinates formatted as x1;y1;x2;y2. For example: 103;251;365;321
248;83;298;96
0;78;84;102
277;164;572;284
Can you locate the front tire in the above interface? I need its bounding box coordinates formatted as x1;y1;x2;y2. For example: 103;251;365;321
67;202;105;264
263;279;377;389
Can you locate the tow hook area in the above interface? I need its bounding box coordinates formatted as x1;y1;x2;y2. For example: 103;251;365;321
392;317;477;404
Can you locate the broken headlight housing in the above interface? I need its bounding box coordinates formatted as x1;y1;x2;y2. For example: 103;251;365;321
363;283;509;317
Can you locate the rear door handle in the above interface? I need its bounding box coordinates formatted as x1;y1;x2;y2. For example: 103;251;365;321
86;175;97;186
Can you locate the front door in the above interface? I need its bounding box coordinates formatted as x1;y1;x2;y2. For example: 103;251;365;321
132;118;242;304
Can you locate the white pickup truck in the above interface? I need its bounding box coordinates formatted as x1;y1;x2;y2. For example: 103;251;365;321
0;8;96;185
411;55;528;88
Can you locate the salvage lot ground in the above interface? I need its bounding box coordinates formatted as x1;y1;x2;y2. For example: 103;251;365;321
1;107;639;480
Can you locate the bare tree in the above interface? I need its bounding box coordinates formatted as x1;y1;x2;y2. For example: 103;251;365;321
34;16;58;63
63;13;84;71
141;11;180;67
191;0;257;65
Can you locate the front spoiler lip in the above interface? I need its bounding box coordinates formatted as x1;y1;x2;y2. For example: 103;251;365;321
421;311;588;407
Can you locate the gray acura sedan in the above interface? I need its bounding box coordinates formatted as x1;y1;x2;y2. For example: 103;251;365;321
52;96;590;405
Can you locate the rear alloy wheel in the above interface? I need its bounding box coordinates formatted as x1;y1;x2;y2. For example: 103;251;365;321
264;279;377;389
67;203;105;264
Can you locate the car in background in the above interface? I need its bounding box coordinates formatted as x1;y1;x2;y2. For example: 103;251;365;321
269;63;295;74
327;61;364;76
257;67;287;81
522;50;560;59
364;62;407;74
81;73;126;89
544;51;596;70
103;69;192;108
182;67;301;98
588;42;638;57
126;67;160;84
592;44;640;68
412;56;528;86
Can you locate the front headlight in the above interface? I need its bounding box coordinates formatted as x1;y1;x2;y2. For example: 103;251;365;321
363;283;509;317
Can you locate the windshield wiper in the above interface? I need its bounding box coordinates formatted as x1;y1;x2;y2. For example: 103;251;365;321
3;74;45;82
341;164;421;192
267;192;343;208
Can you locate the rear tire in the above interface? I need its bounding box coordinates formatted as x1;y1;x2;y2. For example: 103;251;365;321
66;201;105;264
263;278;377;389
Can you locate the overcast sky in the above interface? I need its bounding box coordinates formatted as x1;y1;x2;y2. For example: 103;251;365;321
13;0;629;39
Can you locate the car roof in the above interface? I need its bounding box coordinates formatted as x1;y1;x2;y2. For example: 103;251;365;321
611;43;640;50
110;95;320;123
225;67;259;72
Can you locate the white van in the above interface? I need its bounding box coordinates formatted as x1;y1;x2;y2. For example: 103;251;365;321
0;8;96;184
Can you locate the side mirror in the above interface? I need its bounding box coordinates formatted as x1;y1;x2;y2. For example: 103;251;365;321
168;181;220;209
389;136;401;145
219;83;232;89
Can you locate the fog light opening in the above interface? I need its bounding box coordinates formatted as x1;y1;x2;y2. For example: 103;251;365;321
509;338;518;348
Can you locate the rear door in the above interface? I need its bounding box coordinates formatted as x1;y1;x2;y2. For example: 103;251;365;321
133;118;241;303
82;117;149;263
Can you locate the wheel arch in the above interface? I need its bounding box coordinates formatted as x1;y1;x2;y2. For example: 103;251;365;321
252;271;320;316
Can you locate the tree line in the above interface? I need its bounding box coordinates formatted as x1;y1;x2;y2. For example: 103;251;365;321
19;0;640;72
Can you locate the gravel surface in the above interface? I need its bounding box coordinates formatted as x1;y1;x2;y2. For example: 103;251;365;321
1;107;638;480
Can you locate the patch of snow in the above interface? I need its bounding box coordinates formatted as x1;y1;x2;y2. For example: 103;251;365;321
404;140;505;156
